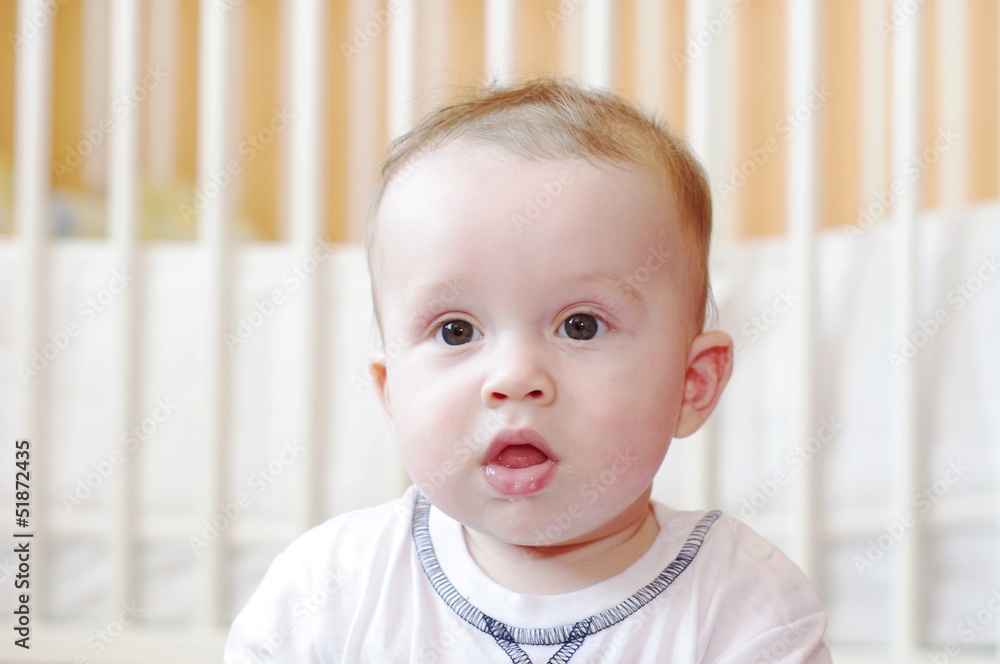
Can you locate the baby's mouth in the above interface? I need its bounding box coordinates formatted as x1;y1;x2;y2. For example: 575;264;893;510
494;444;549;468
482;429;559;496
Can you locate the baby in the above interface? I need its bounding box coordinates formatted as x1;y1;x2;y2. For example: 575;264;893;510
225;78;831;663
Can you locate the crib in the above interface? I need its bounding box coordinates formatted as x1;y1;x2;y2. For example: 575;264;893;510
1;0;998;662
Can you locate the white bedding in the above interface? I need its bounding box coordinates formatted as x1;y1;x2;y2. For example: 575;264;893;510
0;204;996;650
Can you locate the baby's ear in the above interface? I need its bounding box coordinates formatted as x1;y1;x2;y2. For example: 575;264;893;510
673;330;734;438
367;348;391;420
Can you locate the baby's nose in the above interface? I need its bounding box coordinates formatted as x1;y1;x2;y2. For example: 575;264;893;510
485;386;548;403
481;347;556;407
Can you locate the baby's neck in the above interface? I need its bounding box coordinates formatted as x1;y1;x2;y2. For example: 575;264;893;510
461;500;659;595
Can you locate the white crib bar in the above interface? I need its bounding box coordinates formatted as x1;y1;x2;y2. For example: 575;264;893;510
581;0;614;88
107;0;141;616
711;0;738;244
890;6;922;655
147;0;178;182
196;0;232;626
387;0;417;140
485;0;516;85
683;0;717;511
683;0;710;168
81;0;107;189
421;0;450;113
288;0;324;530
786;0;820;583
14;0;54;619
346;0;381;241
634;0;665;115
937;0;967;209
559;0;582;81
860;0;888;212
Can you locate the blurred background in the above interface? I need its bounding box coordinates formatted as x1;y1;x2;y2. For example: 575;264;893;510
0;0;997;662
2;0;997;241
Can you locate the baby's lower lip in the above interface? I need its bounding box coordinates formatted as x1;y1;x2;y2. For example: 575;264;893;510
482;459;558;496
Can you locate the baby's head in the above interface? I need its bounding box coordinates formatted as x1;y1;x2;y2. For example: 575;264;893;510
366;78;733;547
366;78;716;337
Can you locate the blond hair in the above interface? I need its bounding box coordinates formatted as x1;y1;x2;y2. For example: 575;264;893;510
364;77;716;336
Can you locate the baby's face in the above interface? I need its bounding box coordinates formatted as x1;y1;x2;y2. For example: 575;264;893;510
370;140;700;546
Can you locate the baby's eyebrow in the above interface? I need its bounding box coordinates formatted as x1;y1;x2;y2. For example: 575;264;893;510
572;270;646;306
400;280;464;323
399;271;645;324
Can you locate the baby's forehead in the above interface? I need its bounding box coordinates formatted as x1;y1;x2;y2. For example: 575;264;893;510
379;143;698;274
377;143;695;268
383;139;672;212
391;139;577;189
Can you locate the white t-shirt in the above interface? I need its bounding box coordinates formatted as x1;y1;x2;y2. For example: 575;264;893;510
225;485;831;663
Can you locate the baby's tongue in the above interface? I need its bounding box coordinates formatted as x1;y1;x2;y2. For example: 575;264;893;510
497;444;548;468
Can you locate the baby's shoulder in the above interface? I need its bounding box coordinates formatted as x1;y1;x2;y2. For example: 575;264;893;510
225;489;423;661
655;504;792;566
651;505;831;661
280;485;420;576
654;504;822;617
681;509;788;566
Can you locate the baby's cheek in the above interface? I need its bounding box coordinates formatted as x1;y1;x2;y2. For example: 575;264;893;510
586;406;669;499
395;410;477;498
605;444;660;498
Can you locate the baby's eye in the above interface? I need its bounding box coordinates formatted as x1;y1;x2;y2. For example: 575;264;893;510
558;313;609;341
436;319;483;346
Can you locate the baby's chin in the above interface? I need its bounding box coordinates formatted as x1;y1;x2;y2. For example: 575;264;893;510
464;516;641;553
418;476;655;546
457;501;633;549
461;519;590;550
